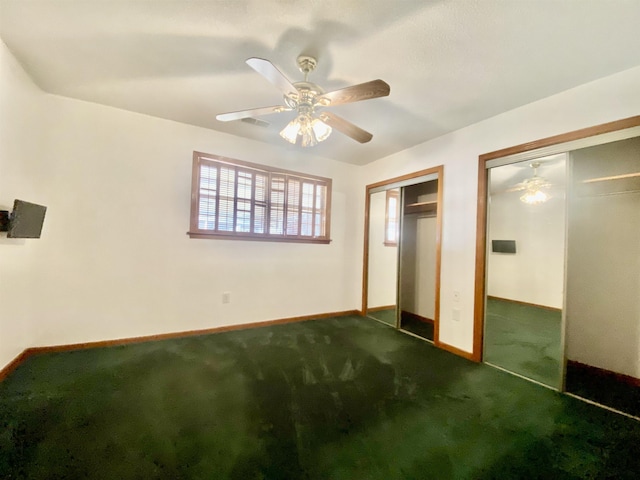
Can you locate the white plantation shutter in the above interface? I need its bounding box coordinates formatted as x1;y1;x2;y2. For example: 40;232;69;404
218;167;235;231
190;152;331;243
286;178;300;236
270;175;285;235
300;181;314;236
254;173;268;234
235;170;252;232
198;165;218;230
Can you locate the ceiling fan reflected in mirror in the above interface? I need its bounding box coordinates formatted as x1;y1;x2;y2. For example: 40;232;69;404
216;55;390;147
506;161;553;205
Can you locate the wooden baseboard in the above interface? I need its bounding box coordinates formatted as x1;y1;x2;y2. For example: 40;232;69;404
401;310;434;324
487;295;562;313
567;360;640;388
367;305;395;313
0;350;33;382
0;310;360;382
436;340;475;362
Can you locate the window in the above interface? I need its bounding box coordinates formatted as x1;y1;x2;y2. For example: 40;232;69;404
384;189;400;246
189;151;331;243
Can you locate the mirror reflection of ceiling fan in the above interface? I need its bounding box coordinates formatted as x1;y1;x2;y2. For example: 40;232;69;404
505;161;553;204
216;55;390;147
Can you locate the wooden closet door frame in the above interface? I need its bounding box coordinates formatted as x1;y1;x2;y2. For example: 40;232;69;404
362;165;444;345
473;115;640;362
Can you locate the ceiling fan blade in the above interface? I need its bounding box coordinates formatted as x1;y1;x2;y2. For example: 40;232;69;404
246;58;298;97
216;105;291;122
319;112;373;143
319;79;390;107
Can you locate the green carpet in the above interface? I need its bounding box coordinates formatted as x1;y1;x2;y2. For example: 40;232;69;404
367;309;434;342
2;315;639;479
367;307;397;326
484;298;562;388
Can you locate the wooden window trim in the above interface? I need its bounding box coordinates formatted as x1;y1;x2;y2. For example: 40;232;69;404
188;151;332;244
384;189;400;246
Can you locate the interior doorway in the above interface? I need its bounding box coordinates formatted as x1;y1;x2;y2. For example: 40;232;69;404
362;166;443;344
398;180;439;341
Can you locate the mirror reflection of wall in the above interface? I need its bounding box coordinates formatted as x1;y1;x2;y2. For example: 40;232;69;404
565;137;640;416
367;189;398;326
484;155;567;389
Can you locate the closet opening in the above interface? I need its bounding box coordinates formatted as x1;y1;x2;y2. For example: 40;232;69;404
363;166;443;345
475;115;640;417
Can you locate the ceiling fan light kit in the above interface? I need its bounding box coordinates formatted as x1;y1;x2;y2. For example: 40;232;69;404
216;55;390;147
280;115;332;147
520;189;549;205
517;161;552;205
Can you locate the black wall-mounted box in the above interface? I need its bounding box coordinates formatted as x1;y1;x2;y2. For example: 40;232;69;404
492;239;516;254
0;210;9;232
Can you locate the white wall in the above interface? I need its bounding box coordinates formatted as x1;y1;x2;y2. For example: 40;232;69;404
0;40;47;367
400;216;437;319
0;41;362;356
367;190;397;309
415;216;438;319
359;65;640;354
400;185;438;320
29;94;361;347
3;38;640;367
566;138;640;378
487;162;566;309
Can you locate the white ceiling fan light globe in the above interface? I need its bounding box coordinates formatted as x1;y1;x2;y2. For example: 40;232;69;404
520;189;549;205
280;118;302;144
311;118;332;142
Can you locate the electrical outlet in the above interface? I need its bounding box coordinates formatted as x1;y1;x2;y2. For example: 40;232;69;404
222;292;231;304
452;308;461;322
453;290;461;302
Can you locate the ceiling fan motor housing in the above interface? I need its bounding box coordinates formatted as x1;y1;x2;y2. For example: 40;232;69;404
285;81;326;112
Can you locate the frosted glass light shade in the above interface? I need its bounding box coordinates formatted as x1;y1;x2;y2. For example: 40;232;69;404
311;118;332;142
280;118;301;144
520;189;549;204
279;115;332;147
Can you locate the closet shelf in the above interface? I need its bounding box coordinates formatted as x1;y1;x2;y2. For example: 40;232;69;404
404;200;437;215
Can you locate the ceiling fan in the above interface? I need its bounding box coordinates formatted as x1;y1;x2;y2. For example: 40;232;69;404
216;55;390;147
505;161;553;204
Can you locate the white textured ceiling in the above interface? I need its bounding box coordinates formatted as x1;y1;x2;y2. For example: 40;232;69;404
1;0;640;165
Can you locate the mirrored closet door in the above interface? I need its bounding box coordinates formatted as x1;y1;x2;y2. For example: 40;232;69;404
478;119;640;415
366;188;400;327
564;136;640;416
483;154;567;389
